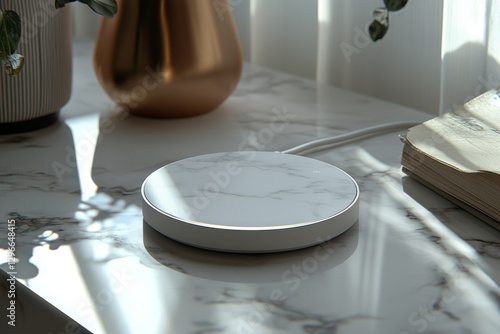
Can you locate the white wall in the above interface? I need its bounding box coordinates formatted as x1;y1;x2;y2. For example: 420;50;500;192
250;0;319;80
73;0;500;116
320;0;444;114
72;5;101;41
230;0;445;114
440;0;498;113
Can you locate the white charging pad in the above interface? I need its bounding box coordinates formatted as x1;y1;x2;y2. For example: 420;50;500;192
142;151;359;253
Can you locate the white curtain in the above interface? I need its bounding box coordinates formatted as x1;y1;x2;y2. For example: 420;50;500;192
74;0;500;116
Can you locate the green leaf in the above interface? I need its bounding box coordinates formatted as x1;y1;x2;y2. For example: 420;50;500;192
0;10;22;58
369;20;389;42
79;0;117;18
55;0;117;18
2;53;25;76
384;0;409;12
54;0;77;9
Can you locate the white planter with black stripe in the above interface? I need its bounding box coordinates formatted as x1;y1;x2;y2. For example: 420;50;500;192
0;1;72;135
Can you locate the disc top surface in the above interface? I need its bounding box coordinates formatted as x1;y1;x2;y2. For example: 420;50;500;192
142;152;359;252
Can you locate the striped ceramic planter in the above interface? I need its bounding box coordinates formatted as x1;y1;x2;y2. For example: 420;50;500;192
0;0;72;135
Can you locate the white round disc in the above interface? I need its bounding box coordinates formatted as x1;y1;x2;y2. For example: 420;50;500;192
142;151;359;253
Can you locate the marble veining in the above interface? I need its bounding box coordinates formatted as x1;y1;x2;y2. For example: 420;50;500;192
143;152;358;227
0;41;498;334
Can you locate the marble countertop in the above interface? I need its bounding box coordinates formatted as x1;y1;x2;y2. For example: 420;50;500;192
1;41;499;334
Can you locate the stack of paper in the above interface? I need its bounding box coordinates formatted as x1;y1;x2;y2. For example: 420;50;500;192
401;89;500;230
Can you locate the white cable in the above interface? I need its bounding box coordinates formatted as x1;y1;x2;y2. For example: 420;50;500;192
280;121;420;155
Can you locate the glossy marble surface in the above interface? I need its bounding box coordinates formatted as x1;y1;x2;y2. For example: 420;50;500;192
143;151;358;228
1;41;499;334
142;151;359;252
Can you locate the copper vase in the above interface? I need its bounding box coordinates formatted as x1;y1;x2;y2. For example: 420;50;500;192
93;0;243;118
